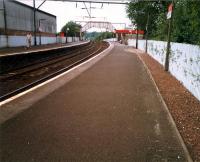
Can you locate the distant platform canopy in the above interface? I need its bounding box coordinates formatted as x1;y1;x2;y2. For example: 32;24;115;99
114;29;144;35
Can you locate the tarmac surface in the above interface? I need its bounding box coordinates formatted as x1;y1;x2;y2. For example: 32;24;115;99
0;43;189;161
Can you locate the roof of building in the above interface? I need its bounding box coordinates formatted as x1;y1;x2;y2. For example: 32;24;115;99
12;0;56;18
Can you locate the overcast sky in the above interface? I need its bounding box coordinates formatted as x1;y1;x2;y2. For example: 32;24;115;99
17;0;132;32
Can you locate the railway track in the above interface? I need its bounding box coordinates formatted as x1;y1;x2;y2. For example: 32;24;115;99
0;41;109;101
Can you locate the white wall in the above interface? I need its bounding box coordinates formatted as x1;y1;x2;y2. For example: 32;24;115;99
0;35;57;47
57;37;66;44
40;37;57;45
0;35;7;48
0;36;81;48
128;39;200;101
104;38;117;42
56;37;81;44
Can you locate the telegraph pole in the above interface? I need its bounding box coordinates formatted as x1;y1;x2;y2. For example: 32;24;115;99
33;0;37;45
2;0;8;47
165;1;174;71
136;25;138;49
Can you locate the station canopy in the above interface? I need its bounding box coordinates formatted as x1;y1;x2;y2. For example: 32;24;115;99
114;29;144;34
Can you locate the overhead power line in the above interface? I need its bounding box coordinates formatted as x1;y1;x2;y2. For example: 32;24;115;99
57;0;133;4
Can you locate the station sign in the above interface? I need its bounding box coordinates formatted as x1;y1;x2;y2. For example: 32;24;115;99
167;3;173;19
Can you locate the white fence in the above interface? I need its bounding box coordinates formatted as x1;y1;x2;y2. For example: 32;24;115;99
0;35;81;48
128;39;200;101
104;38;117;42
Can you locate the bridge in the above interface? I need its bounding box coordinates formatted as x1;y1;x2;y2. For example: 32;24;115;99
80;21;115;32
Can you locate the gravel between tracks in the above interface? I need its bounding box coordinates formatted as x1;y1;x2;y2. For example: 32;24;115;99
139;52;200;162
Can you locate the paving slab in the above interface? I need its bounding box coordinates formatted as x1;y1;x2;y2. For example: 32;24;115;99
0;43;190;162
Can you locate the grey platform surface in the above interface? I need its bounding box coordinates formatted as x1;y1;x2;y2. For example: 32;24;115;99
0;43;189;162
0;41;89;57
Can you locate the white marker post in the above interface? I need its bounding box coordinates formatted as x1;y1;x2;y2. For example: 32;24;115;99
167;3;173;20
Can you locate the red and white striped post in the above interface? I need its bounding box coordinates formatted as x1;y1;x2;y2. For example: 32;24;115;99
165;2;174;71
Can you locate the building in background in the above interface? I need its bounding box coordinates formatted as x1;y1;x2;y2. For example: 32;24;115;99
0;0;57;48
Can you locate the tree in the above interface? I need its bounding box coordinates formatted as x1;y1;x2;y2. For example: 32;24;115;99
61;21;81;37
172;0;200;45
85;32;113;41
126;0;200;45
95;32;113;41
126;1;170;39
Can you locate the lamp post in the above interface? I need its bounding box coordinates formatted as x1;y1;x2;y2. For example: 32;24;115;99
74;31;76;42
39;19;46;45
79;28;82;41
66;27;69;43
80;31;82;41
135;11;145;49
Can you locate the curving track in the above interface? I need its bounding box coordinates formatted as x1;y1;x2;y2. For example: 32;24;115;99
0;41;109;101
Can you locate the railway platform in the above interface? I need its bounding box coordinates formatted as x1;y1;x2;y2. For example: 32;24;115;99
0;43;191;161
0;41;88;57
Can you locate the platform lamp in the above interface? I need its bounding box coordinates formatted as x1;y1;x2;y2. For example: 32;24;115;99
79;27;82;41
39;19;46;45
66;28;69;43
